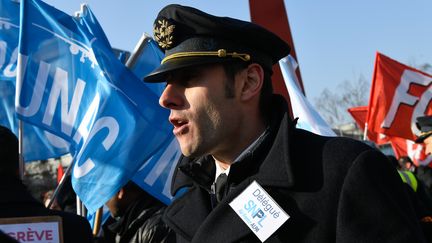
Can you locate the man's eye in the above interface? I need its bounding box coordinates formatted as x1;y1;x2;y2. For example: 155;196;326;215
168;68;202;87
180;74;201;87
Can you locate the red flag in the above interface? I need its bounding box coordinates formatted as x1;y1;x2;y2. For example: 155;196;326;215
347;106;388;144
366;52;432;141
347;106;368;130
347;106;432;166
249;0;304;108
389;137;432;166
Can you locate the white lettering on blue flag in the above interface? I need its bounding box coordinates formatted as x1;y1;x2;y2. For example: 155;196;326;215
17;0;172;213
0;0;69;161
0;13;19;79
133;137;182;205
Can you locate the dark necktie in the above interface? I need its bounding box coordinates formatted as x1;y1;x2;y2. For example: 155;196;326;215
215;173;228;202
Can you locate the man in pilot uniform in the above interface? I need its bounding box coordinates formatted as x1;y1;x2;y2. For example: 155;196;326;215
143;4;427;242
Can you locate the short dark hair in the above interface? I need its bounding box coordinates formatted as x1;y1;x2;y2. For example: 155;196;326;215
123;181;144;193
122;181;156;203
56;175;77;212
0;126;19;177
221;61;273;122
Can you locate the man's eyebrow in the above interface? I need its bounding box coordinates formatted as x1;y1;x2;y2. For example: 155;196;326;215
169;67;202;81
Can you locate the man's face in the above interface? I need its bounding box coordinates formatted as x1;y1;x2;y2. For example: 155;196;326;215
424;135;432;155
159;64;243;158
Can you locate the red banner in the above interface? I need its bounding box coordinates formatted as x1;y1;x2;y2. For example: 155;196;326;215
249;0;304;111
347;106;368;130
348;105;431;166
347;106;387;144
389;137;432;166
367;52;432;141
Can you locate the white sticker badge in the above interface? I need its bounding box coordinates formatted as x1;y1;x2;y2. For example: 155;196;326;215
229;180;289;242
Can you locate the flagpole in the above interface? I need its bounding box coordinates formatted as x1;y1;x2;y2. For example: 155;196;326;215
81;201;87;217
76;195;82;215
363;123;368;141
77;195;87;217
18;120;24;180
92;207;103;236
125;33;151;69
47;164;72;209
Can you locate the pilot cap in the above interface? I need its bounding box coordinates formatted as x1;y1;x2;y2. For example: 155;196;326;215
144;4;291;83
415;115;432;143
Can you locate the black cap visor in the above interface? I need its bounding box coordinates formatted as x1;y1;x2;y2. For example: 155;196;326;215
415;132;432;143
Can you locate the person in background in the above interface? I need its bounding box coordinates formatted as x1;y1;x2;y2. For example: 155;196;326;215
56;175;78;214
388;155;432;238
413;115;432;240
415;115;432;195
397;155;432;204
416;115;432;155
143;4;427;242
399;156;416;173
414;116;432;206
0;125;93;243
99;181;175;243
42;189;61;210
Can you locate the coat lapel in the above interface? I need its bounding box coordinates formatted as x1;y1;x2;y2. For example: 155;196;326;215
192;176;313;243
164;186;213;241
192;177;256;242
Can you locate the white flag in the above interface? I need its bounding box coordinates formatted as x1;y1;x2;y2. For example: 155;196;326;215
279;56;336;136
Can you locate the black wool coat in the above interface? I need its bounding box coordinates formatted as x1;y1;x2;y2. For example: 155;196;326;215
0;177;93;243
103;195;175;243
163;96;427;243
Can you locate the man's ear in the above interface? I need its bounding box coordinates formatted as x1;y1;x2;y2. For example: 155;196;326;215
239;63;264;101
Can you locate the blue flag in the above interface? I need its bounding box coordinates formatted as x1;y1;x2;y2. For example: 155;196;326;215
132;137;183;205
0;0;69;161
75;4;111;51
126;36;183;204
126;35;165;96
17;0;172;213
112;48;130;64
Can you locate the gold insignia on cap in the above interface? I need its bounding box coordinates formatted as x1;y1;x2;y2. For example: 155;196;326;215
154;19;175;49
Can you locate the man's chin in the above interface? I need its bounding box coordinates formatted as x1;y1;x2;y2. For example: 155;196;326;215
179;144;193;157
179;146;204;158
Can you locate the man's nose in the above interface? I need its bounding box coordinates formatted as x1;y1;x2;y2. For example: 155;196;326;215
159;83;182;109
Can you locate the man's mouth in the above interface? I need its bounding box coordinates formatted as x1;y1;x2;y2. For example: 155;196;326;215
170;117;189;136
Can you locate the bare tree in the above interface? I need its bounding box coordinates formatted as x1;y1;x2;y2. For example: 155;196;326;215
314;74;369;127
419;63;432;74
314;88;347;127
